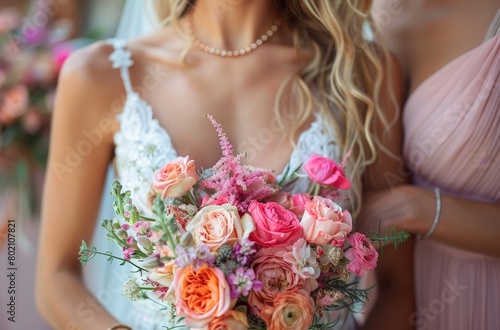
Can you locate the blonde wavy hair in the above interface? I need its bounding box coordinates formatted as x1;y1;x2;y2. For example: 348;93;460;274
148;0;395;218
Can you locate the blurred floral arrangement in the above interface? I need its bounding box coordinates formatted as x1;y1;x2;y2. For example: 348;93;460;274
0;2;77;222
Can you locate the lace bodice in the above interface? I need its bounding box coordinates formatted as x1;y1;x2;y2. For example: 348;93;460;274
110;38;341;215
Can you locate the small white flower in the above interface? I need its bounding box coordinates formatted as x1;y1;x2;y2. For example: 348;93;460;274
122;278;142;302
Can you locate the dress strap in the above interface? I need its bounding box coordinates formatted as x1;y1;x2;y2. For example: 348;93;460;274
484;9;500;41
108;38;135;95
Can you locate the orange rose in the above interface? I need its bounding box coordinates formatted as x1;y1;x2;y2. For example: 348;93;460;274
260;289;314;330
152;156;198;198
208;310;248;330
165;265;231;329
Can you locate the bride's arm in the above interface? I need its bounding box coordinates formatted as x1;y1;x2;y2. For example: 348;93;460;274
36;43;125;330
361;53;415;330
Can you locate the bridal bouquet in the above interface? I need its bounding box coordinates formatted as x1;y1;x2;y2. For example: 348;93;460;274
80;115;407;329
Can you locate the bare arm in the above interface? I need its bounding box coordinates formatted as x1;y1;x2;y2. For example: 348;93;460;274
361;52;415;330
360;185;500;257
35;42;127;330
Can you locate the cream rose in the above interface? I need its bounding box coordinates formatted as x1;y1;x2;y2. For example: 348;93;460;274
301;196;352;245
147;245;176;287
186;204;255;252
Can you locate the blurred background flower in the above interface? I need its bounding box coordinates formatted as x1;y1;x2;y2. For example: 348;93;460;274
0;1;124;328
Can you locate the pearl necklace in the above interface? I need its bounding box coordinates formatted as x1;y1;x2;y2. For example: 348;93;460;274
186;17;281;57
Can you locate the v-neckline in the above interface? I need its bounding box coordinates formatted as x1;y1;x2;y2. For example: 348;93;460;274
119;92;322;178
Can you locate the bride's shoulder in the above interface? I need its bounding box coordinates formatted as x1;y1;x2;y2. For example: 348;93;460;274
59;40;122;90
61;28;182;85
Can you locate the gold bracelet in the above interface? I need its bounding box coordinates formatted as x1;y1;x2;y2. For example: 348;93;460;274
106;324;132;330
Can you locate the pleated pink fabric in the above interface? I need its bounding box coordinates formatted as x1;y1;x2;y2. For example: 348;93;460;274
403;22;500;330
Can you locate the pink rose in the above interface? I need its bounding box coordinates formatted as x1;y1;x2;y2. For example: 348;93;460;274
249;247;317;313
248;201;303;248
165;265;231;329
301;196;353;245
289;193;311;218
304;153;351;190
186;205;255;252
260;289;314;330
152;156;198;198
208;310;248;330
345;232;378;277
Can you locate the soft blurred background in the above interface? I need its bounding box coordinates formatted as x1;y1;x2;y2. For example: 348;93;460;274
0;1;125;328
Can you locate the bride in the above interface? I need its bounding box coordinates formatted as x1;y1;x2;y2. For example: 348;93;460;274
35;0;414;329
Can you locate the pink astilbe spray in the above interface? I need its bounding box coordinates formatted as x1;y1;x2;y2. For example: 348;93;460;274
200;115;277;213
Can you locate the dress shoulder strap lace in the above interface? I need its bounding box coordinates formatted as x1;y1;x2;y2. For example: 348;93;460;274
108;38;134;95
484;9;500;41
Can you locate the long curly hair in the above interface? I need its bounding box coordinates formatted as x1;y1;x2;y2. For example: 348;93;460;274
148;0;396;218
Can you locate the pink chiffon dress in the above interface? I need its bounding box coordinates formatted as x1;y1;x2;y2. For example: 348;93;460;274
402;10;500;330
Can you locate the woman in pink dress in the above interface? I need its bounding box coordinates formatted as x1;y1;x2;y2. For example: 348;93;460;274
360;1;500;329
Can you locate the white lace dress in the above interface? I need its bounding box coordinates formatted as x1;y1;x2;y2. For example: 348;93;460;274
85;38;357;329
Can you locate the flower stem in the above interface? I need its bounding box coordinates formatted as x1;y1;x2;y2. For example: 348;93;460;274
80;248;148;272
140;215;156;222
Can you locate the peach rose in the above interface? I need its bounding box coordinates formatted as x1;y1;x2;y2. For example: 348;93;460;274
260;289;314;330
248;201;302;248
152;156;198;199
165;264;231;329
186;205;255;252
301;196;352;245
249;247;317;313
208;310;248;330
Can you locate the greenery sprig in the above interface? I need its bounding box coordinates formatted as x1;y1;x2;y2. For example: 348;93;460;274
368;221;410;256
